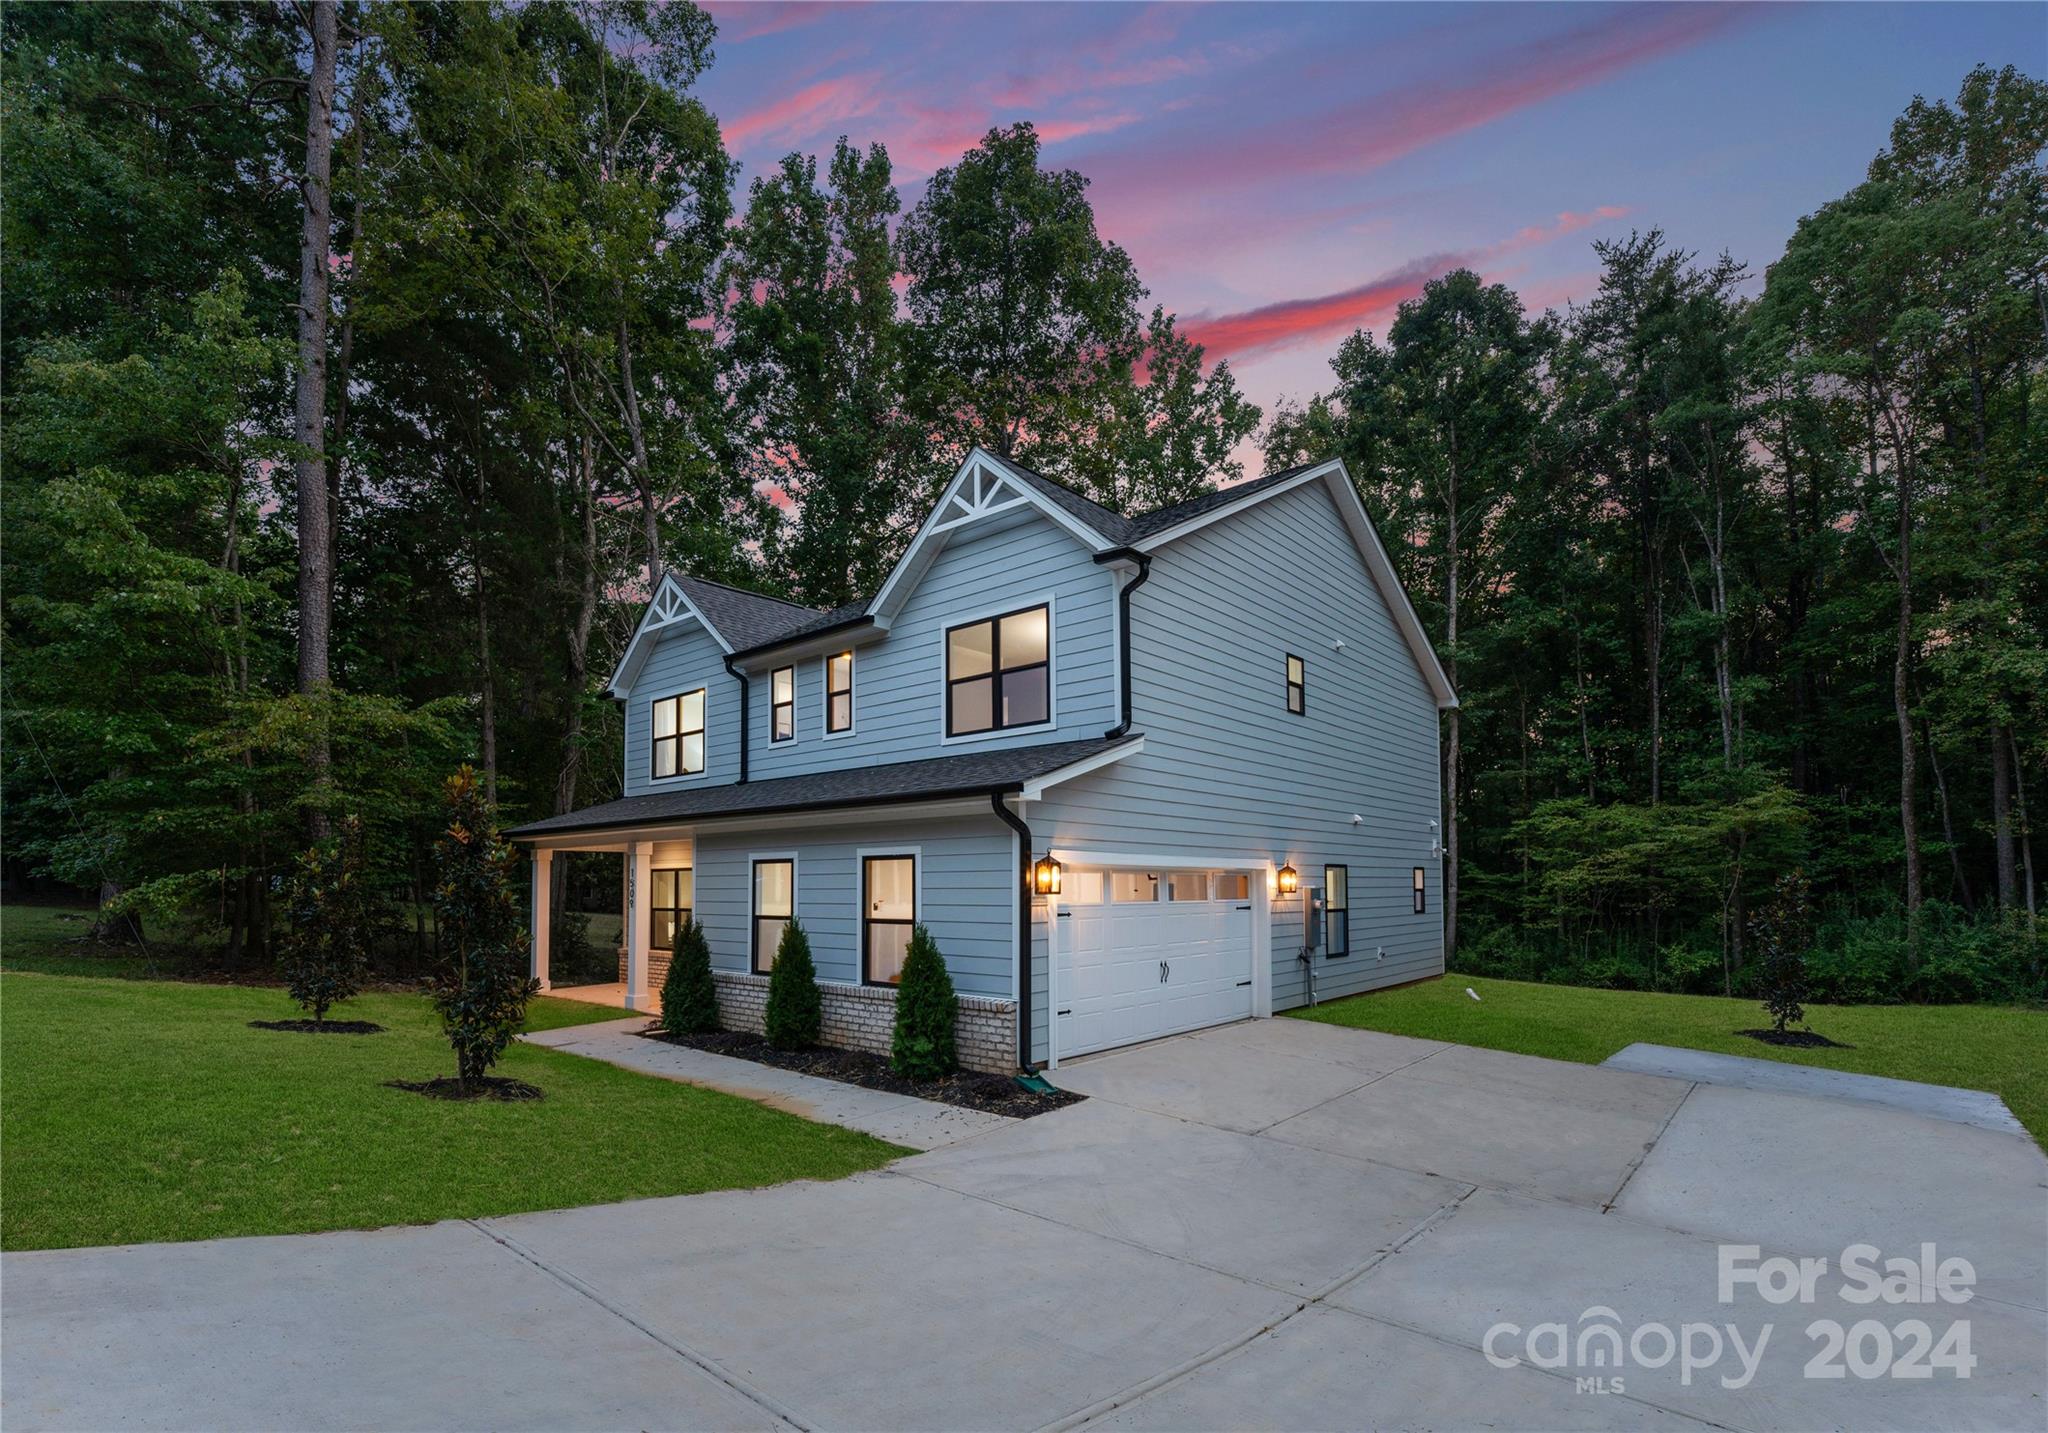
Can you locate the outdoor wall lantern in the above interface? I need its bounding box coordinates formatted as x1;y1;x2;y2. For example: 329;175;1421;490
1277;864;1299;896
1033;855;1062;896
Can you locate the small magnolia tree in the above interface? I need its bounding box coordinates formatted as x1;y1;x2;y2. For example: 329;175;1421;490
660;917;720;1035
429;766;539;1085
763;919;821;1049
278;814;382;1024
1750;868;1814;1033
891;924;957;1081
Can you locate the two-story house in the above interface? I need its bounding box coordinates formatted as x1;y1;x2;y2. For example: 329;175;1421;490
508;448;1456;1072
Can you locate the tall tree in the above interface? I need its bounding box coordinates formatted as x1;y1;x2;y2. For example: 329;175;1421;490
293;0;339;841
898;122;1145;474
726;139;924;607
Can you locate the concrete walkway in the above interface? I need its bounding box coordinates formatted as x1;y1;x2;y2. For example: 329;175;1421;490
6;1018;2043;1431
523;1016;1015;1150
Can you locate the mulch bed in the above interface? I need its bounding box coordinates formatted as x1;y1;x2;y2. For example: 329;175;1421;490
248;1018;386;1035
1737;1028;1853;1049
639;1027;1084;1119
384;1076;545;1102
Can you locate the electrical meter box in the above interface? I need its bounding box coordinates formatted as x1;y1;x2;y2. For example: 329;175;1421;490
1303;886;1325;951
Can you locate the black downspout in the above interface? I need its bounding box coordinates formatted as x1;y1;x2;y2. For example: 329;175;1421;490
990;790;1034;1070
1096;547;1153;740
722;656;749;783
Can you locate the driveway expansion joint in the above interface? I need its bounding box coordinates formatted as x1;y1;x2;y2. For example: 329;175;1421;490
465;1217;814;1432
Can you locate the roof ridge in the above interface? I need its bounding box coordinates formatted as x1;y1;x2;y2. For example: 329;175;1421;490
673;572;824;614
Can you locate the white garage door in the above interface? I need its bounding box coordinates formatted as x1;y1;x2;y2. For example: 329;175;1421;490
1056;869;1255;1058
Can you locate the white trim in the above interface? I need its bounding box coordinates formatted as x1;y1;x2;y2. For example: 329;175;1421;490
870;449;1115;621
529;848;553;991
854;845;922;987
936;591;1058;746
605;573;734;696
1131;460;1459;711
624;841;654;1009
748;850;799;974
1045;880;1061;1070
645;685;712;784
510;797;998;850
822;649;857;740
1019;737;1144;800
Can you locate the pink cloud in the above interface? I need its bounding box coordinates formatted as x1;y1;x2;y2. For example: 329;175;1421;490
1087;5;1758;203
1183;206;1629;363
703;2;840;44
720;72;881;152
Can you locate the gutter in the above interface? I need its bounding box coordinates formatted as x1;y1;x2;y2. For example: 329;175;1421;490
728;614;877;664
507;781;1025;841
1094;546;1153;740
722;655;750;783
988;791;1035;1071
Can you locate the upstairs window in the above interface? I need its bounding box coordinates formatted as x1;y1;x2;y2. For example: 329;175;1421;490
826;652;854;734
947;604;1050;736
652;689;705;778
1413;866;1427;914
1285;654;1306;715
1325;865;1349;957
770;666;795;742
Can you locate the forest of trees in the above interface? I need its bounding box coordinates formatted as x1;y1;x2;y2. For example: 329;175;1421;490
3;3;2042;1005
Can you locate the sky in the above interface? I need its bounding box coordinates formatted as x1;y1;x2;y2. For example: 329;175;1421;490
694;1;2044;434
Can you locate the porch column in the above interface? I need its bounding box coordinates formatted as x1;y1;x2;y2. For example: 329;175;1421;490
530;848;553;991
624;839;653;1010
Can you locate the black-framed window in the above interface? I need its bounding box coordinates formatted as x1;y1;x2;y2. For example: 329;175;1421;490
651;689;705;778
651;868;694;951
947;603;1049;735
1325;864;1349;957
862;854;916;985
1285;654;1305;715
752;858;793;972
770;665;795;742
1413;866;1427;914
825;652;854;734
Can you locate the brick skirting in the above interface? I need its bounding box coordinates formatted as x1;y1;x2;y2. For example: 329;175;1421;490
616;953;1016;1073
714;970;1017;1074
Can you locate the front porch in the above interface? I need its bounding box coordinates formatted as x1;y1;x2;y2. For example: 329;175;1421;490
545;982;662;1016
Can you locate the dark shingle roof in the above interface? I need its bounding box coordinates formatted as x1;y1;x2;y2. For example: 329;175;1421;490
1122;462;1320;541
670;575;833;651
507;735;1140;838
991;460;1130;540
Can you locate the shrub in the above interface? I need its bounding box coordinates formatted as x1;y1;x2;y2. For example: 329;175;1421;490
763;919;821;1049
277;814;384;1024
891;924;958;1080
660;917;720;1035
428;765;540;1085
1750;869;1813;1033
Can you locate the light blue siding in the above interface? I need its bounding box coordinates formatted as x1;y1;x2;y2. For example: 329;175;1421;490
691;814;1016;998
1028;479;1445;1057
743;511;1118;777
620;622;741;797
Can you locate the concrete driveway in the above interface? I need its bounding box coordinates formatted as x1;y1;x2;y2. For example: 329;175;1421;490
5;1018;2043;1431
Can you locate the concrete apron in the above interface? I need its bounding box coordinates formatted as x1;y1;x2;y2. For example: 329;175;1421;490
4;1018;2043;1432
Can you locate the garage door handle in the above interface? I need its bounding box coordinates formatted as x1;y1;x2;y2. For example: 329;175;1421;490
1056;1008;1071;1016
1159;960;1169;983
1055;911;1071;919
1235;904;1252;911
1236;979;1253;987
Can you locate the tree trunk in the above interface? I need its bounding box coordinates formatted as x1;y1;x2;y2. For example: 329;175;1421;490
615;313;662;589
1892;443;1923;949
474;544;497;808
1922;710;1974;912
293;0;338;843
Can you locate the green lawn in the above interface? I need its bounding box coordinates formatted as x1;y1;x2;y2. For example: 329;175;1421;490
1;906;905;1251
1292;975;2048;1146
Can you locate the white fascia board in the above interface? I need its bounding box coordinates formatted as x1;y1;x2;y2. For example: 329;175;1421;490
603;573;734;697
1019;737;1144;801
1131;459;1459;711
869;448;1117;622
